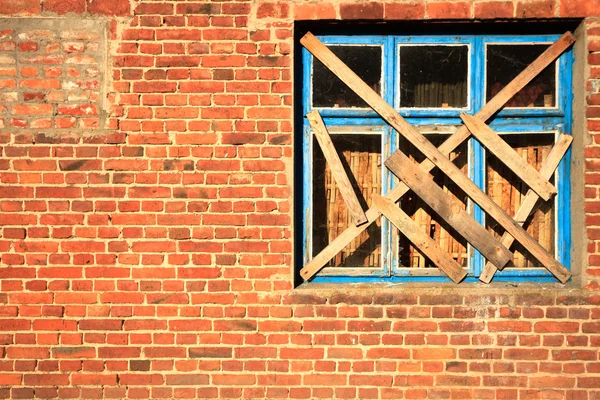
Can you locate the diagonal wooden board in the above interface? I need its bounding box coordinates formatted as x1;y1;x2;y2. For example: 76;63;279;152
479;133;573;283
301;32;570;283
385;150;513;270
307;110;368;226
461;114;558;201
372;194;467;283
299;31;575;281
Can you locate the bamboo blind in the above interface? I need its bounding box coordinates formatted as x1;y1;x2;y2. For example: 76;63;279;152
312;134;382;268
486;134;555;269
398;136;469;269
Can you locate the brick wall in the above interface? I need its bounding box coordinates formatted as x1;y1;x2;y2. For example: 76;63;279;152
0;0;600;399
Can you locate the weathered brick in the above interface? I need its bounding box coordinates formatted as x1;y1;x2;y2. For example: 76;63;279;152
340;2;383;19
384;2;426;19
559;0;600;16
427;1;471;18
86;0;130;16
474;1;514;18
0;0;40;15
515;0;555;18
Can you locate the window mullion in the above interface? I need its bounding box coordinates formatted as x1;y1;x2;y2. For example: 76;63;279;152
471;36;486;277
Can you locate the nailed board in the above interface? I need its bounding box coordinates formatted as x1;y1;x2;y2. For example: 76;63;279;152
308;111;368;227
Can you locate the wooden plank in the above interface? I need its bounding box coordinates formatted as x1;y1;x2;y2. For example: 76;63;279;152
308;110;368;227
385;150;513;270
372;194;467;283
299;32;575;281
479;134;573;283
461;113;558;201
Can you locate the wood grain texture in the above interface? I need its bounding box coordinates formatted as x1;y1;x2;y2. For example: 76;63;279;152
299;31;575;281
461;113;558;201
480;134;573;283
307;110;368;226
372;194;467;283
385;150;513;270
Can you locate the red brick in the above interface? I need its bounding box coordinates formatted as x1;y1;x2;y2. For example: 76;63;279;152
474;1;514;18
367;348;410;359
281;348;324;359
156;29;203;41
414;348;455;360
340;2;383;19
165;374;209;385
0;187;33;198
33;319;77;330
71;374;117;386
119;373;163;385
459;348;502;359
504;349;549;360
6;347;49;359
384;2;426;19
79;319;123;331
19;79;60;90
0;319;31;331
189;347;232;358
0;374;22;385
0;0;40;14
559;0;600;16
534;322;580;333
86;0;130;16
18;41;38;52
12;104;53;115
0;79;16;89
156;56;200;68
212;374;256;386
24;374;69;386
515;0;555;18
57;104;98;116
427;1;471;18
488;321;532;332
97;347;141;358
134;2;173;15
293;3;336;20
482;375;527;387
175;3;220;14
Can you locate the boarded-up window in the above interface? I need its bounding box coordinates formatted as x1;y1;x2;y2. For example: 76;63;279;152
300;32;573;283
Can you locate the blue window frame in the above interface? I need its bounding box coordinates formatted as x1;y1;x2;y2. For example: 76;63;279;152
300;34;573;283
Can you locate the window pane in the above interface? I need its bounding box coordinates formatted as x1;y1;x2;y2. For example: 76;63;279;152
312;134;382;268
399;45;469;108
312;45;382;108
486;134;556;268
486;44;556;107
397;135;469;269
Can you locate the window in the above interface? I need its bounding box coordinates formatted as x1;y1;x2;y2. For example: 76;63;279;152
299;33;573;283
